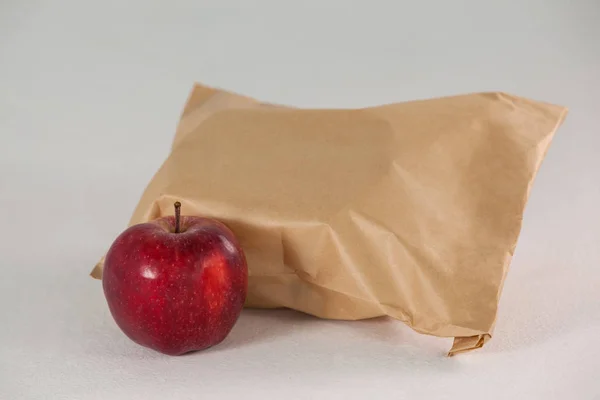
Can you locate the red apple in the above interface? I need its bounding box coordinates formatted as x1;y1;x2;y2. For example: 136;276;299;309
102;202;248;355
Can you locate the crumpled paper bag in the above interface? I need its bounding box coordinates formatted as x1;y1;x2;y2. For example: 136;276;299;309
91;82;568;355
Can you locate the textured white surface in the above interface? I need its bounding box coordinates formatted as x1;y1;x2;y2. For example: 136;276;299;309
1;1;599;399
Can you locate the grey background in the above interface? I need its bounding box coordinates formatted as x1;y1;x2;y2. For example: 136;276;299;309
1;1;599;399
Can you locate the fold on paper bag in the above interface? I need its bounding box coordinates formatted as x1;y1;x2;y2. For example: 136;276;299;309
91;82;567;355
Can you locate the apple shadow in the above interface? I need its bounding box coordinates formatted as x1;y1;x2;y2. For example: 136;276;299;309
82;272;456;371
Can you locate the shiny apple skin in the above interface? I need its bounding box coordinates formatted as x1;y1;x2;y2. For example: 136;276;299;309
102;215;248;356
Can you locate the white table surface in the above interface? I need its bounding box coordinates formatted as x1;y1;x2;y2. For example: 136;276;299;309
1;1;599;399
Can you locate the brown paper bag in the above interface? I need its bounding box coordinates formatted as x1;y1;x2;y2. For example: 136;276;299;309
91;82;567;355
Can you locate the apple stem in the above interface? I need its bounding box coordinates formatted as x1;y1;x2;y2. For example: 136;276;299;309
174;201;181;233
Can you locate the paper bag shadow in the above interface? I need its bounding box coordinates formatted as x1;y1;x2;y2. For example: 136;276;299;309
215;308;321;350
214;308;453;360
